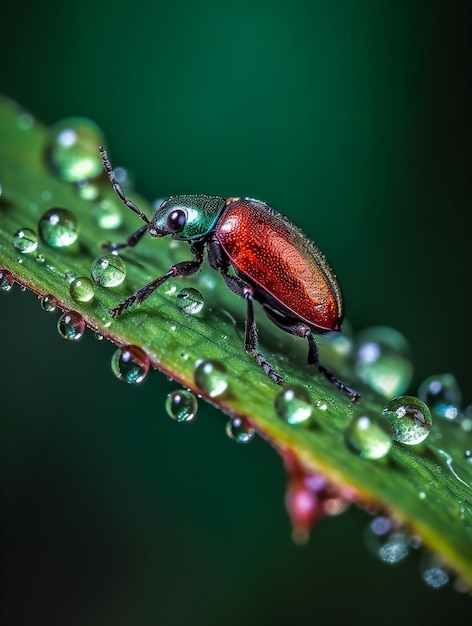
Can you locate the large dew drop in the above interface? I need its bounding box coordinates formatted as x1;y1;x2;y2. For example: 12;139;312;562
91;253;126;287
39;208;79;248
57;311;85;340
344;409;393;459
47;117;105;182
274;385;313;425
352;326;413;398
165;389;198;422
225;417;255;443
382;395;432;445
418;373;462;420
69;276;95;303
176;287;204;315
111;345;150;384
194;359;228;397
13;228;38;253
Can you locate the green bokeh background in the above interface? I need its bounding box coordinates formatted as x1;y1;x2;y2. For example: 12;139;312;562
1;1;471;624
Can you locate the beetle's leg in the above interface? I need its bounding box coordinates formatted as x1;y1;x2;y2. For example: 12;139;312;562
110;251;204;317
102;224;149;252
99;146;150;225
215;272;284;385
261;305;360;402
305;331;361;402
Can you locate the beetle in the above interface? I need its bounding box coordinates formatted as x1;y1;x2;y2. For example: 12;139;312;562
99;147;360;402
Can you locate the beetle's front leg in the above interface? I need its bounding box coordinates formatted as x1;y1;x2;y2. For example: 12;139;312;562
110;254;204;317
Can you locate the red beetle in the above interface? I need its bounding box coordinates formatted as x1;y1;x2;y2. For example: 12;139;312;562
100;147;360;401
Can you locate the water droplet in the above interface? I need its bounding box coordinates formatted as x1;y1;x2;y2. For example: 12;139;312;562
274;385;312;425
57;310;85;340
176;287;204;315
417;373;462;420
90;253;126;287
36;254;45;264
0;270;14;291
225;417;255;443
111;345;150;384
382;396;432;445
38;207;79;248
378;534;409;564
69;276;95;303
194;359;228;397
421;556;449;589
40;295;56;312
47;117;105;182
344;409;393;459
13;228;38;253
364;517;409;563
93;196;123;229
352;326;413;397
77;179;99;201
165;389;198;422
465;450;472;464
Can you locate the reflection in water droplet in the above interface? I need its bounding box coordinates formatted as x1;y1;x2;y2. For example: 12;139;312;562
418;373;462;420
165;389;198;422
274;385;312;425
57;311;85;340
47;117;105;182
40;295;56;312
194;359;228;397
111;345;150;384
382;396;432;445
38;207;79;248
91;253;126;287
13;228;38;253
344;409;393;459
225;417;255;443
176;287;204;315
0;270;14;291
352;326;413;398
70;276;95;303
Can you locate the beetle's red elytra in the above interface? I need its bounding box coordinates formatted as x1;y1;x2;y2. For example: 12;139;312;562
99;147;360;402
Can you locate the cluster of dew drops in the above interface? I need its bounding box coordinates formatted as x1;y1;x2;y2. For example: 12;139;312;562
2;112;472;592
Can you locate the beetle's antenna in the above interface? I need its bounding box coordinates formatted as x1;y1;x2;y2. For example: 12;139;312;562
99;146;150;225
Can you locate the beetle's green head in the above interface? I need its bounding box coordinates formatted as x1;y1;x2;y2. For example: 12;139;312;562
149;195;226;241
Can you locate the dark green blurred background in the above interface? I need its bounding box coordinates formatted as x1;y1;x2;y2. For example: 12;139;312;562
1;1;471;624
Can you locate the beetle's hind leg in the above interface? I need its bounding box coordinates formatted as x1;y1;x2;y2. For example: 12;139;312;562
261;306;360;402
305;332;361;402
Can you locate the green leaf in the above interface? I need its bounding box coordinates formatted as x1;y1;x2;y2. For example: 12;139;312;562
1;94;471;587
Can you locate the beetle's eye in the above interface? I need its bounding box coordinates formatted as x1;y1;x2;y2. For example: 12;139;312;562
166;208;186;232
